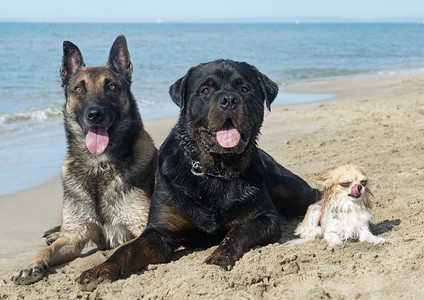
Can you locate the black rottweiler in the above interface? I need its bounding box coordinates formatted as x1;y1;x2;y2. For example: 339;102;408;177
80;59;320;287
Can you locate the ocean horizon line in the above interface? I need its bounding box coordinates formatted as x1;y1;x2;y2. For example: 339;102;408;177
1;17;424;24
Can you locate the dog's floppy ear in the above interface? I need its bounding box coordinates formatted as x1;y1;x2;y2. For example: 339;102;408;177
108;35;133;84
60;41;85;85
253;67;278;111
169;67;195;110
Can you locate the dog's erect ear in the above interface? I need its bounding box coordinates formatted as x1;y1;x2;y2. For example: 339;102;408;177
60;41;85;85
169;67;195;110
108;35;133;84
253;67;279;111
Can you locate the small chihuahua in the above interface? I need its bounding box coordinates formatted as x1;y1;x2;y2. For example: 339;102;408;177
287;164;385;247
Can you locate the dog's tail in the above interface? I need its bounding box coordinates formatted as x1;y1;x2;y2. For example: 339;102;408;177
285;237;319;247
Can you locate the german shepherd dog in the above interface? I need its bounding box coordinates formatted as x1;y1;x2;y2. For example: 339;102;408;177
12;35;157;285
79;59;320;288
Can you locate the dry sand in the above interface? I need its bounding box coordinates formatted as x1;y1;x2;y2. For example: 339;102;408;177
1;72;424;299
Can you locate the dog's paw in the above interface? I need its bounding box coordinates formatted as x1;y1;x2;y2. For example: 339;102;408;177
79;263;121;290
324;232;343;247
12;262;48;285
45;232;60;246
367;235;386;245
43;225;61;246
204;249;237;271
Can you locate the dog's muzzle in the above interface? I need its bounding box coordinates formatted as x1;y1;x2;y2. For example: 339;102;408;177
349;184;363;198
84;106;112;155
218;92;240;111
85;106;105;124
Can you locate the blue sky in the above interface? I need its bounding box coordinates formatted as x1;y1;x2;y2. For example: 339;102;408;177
0;0;423;23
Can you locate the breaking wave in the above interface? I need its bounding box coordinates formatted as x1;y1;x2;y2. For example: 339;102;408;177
0;106;63;125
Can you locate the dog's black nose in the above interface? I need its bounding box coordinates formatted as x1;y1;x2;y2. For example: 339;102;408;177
85;106;104;123
219;93;240;109
358;185;363;192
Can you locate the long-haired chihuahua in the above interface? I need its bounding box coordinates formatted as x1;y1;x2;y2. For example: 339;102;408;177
287;164;385;247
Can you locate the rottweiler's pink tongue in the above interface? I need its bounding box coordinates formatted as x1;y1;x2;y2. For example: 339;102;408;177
86;127;109;155
350;184;360;197
216;125;241;148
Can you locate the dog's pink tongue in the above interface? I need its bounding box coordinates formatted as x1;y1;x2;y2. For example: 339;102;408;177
216;125;241;148
86;127;109;155
350;184;360;197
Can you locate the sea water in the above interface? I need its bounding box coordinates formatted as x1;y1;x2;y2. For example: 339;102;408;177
1;22;423;195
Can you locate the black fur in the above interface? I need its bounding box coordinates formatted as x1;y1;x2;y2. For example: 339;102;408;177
79;59;320;286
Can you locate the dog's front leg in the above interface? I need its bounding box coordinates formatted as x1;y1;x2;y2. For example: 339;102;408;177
204;212;280;270
12;236;86;285
359;227;386;244
79;228;174;288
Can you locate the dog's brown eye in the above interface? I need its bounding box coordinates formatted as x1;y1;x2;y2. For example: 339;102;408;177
241;86;249;93
340;182;351;188
108;84;117;91
201;87;210;95
360;180;367;186
74;86;83;93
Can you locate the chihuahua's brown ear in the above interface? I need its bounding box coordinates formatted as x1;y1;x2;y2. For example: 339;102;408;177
364;184;373;211
314;170;333;186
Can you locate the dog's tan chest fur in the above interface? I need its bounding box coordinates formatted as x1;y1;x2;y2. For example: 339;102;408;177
61;170;148;249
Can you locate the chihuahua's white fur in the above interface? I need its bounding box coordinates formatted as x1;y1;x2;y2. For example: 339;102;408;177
287;164;385;247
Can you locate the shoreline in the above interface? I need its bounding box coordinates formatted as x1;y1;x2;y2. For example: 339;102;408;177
2;70;424;298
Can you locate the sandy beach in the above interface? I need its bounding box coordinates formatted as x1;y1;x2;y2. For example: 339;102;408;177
1;72;424;299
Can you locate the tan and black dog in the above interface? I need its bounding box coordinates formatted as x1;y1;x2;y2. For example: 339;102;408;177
12;35;157;285
79;59;320;288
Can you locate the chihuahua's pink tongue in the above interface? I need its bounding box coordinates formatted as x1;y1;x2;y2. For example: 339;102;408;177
216;125;241;148
350;184;360;197
86;127;109;155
